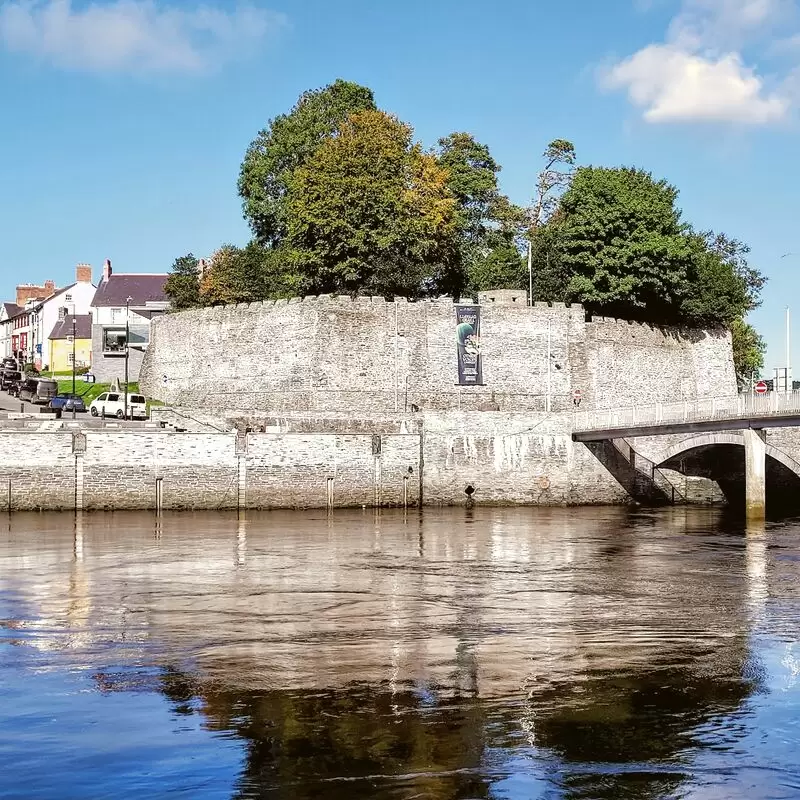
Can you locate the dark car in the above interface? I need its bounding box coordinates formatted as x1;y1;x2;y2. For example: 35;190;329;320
17;378;40;402
49;394;87;413
1;370;21;391
18;378;58;405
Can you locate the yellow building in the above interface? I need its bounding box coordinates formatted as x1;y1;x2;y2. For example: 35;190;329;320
48;314;92;374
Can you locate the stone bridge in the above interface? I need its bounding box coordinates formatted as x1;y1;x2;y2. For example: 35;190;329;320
572;393;800;519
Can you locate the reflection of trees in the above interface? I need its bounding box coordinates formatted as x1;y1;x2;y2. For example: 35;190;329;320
525;662;763;800
152;646;761;800
161;673;490;800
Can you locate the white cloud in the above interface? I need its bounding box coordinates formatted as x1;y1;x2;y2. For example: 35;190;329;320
602;0;797;124
603;44;788;123
0;0;286;74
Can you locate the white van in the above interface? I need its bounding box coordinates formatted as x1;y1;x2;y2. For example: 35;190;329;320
89;392;148;420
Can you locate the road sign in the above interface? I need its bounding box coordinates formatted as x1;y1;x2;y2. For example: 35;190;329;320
754;380;768;395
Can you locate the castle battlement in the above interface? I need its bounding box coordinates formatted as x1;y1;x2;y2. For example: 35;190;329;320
141;289;735;416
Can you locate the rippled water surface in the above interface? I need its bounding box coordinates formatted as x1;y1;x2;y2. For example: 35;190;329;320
2;507;800;799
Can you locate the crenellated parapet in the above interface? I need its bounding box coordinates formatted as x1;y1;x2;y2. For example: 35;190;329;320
141;289;736;415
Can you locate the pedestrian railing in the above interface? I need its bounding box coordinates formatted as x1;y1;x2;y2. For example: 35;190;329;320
574;391;800;433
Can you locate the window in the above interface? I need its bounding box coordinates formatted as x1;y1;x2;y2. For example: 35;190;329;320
65;294;72;301
107;393;120;402
102;328;126;353
67;352;74;363
110;308;122;323
96;394;108;401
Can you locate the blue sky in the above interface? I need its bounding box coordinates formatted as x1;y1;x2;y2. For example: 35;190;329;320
0;0;798;376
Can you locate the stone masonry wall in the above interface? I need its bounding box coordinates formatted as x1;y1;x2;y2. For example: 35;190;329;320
0;410;634;511
421;412;628;506
140;295;736;415
0;432;76;510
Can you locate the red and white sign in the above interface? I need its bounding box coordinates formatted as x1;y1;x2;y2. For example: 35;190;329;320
754;380;768;395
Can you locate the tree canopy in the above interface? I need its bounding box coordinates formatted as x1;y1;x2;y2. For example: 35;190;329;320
163;254;201;312
531;165;764;328
436;132;525;293
238;79;376;246
286;110;459;297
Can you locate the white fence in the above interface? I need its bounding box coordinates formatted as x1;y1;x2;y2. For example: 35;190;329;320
573;391;800;433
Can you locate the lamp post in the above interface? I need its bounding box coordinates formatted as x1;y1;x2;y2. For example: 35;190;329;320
124;296;132;421
71;314;77;419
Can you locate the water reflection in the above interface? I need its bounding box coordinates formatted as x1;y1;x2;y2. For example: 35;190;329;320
1;507;799;799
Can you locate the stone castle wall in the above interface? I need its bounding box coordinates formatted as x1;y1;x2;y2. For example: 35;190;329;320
0;413;627;511
139;294;736;414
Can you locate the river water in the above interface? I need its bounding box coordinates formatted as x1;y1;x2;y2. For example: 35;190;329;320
1;507;799;799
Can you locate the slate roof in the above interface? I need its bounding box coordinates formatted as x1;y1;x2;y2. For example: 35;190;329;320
49;314;92;340
91;274;168;307
2;302;21;319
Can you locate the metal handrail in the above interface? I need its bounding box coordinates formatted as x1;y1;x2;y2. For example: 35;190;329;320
574;391;800;433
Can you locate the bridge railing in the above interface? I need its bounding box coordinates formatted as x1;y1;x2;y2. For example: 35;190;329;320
573;391;800;433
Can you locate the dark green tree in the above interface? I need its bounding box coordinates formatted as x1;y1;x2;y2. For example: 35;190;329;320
556;167;697;320
436;132;525;293
238;79;376;246
164;253;201;311
731;318;766;386
285;110;459;297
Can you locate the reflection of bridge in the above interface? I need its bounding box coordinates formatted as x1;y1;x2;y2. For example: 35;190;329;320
573;393;800;519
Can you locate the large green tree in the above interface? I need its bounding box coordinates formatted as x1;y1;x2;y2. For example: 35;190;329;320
238;80;376;246
164;254;201;311
285;110;459;297
556;166;697;320
436;132;525;293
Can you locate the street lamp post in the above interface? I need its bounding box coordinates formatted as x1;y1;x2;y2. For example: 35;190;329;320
71;314;76;419
124;296;132;421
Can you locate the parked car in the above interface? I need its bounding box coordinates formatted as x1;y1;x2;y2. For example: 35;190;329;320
1;357;17;370
1;370;21;391
49;394;87;413
18;378;58;405
7;378;24;398
89;392;148;420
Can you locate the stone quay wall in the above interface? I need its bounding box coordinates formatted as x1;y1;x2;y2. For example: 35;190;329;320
139;292;736;415
0;411;629;511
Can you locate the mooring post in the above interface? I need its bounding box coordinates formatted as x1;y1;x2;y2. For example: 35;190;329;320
743;428;766;522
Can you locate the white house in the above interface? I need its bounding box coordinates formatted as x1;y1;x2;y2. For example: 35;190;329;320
90;260;169;382
31;265;96;370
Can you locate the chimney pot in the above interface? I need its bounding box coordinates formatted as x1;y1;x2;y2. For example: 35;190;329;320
103;259;112;282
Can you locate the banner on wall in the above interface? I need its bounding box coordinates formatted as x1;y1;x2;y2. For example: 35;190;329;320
455;305;483;385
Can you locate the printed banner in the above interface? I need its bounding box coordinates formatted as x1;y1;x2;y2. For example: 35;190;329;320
455;305;483;385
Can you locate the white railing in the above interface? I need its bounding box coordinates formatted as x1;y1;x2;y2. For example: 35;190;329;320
573;391;800;433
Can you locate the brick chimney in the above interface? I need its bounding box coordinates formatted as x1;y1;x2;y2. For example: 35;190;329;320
43;280;55;297
76;263;92;284
102;259;112;282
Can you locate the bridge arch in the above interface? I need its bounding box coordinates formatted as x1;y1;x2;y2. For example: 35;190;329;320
656;431;800;513
658;432;800;480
